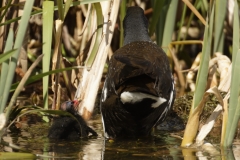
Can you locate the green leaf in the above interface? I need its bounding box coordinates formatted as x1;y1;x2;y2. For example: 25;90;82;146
85;3;103;69
149;0;166;36
57;0;64;20
0;49;16;64
192;5;214;110
223;0;240;147
213;0;227;53
0;152;36;159
155;0;170;46
42;1;54;110
119;0;126;47
161;0;178;53
0;30;14;113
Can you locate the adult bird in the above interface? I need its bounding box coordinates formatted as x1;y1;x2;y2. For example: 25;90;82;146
100;6;175;138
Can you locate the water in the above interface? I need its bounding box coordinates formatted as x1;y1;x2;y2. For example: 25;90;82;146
2;113;240;159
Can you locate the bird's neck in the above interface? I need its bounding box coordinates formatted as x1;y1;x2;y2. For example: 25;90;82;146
123;21;151;45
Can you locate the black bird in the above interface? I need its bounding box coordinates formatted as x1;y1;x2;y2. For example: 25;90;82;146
100;6;175;138
48;100;97;139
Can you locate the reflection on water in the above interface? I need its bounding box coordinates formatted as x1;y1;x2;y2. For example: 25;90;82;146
103;135;183;160
2;113;240;159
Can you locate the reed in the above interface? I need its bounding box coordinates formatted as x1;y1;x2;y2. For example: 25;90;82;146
223;0;240;147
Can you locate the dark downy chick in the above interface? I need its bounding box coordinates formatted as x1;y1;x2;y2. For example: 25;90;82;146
48;100;97;139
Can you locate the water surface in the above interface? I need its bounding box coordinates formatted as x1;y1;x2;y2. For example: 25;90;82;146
3;113;240;159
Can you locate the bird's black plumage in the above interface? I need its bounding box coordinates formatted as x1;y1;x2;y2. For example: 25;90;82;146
100;6;175;138
48;101;97;139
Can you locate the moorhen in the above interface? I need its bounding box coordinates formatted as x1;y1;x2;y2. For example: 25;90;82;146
48;100;97;139
100;6;175;138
